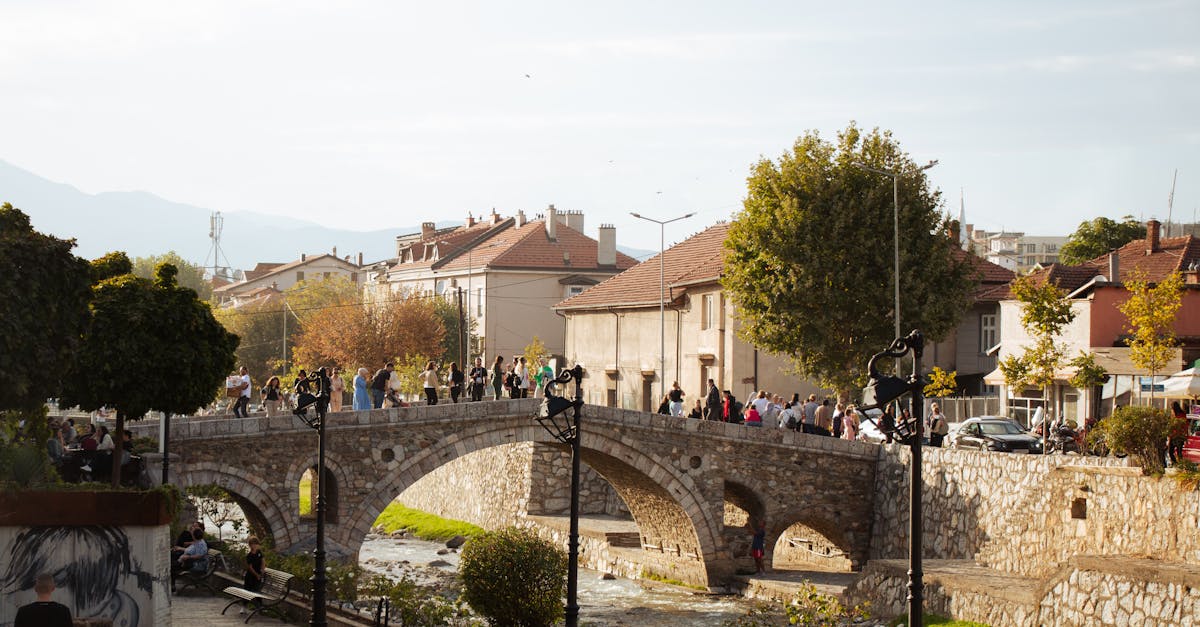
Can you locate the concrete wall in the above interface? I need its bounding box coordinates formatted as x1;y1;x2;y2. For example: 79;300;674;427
0;524;171;627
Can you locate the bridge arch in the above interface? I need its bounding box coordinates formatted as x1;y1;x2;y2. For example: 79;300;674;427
340;416;723;586
284;451;357;525
770;507;856;572
178;462;298;550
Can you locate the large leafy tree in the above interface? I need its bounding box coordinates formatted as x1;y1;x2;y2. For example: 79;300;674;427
433;295;477;365
1059;216;1144;265
291;293;444;374
61;256;238;486
132;251;212;300
0;203;92;411
722;124;977;392
213;299;289;391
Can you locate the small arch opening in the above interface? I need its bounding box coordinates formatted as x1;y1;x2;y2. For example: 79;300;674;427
299;465;339;523
772;521;853;573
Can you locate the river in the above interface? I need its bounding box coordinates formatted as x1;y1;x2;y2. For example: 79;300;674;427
359;534;758;626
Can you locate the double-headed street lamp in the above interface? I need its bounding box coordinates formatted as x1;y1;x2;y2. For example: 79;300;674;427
537;365;586;627
629;211;696;405
851;160;938;340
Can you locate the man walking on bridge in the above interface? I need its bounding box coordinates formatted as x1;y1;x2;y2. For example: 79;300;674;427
370;363;393;409
704;379;721;421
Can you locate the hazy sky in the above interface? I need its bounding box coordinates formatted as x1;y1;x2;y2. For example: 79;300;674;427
2;0;1197;251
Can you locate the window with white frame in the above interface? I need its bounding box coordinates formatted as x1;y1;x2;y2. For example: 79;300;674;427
701;293;715;330
476;288;483;316
565;285;586;299
980;313;997;354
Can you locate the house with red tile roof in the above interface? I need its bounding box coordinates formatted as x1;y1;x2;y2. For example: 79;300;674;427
554;222;827;411
986;219;1200;425
367;206;637;365
213;252;364;307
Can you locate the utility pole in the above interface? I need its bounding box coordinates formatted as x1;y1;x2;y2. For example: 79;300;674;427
457;287;466;366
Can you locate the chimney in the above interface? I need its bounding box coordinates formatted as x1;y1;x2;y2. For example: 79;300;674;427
466;213;476;227
421;221;436;240
545;204;558;241
491;208;501;225
357;252;363;266
332;246;337;257
301;253;306;262
597;224;616;266
1147;219;1161;253
517;210;527;227
562;210;584;232
1108;252;1120;282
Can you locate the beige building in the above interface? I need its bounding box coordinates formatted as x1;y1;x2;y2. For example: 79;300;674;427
213;252;363;307
555;223;825;412
366;206;637;363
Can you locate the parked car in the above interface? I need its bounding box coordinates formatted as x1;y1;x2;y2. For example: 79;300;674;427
1184;413;1200;463
949;417;1043;454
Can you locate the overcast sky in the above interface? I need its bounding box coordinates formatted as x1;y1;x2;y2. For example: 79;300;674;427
2;0;1197;251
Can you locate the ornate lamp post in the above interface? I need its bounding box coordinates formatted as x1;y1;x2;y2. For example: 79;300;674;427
297;368;332;627
860;330;926;627
536;364;585;627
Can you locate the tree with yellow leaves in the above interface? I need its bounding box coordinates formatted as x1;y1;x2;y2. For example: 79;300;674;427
1118;271;1184;402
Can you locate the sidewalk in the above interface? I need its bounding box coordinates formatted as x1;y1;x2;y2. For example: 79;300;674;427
171;592;284;626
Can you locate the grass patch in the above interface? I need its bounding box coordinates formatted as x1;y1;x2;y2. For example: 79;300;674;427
890;614;990;627
373;502;485;542
299;475;312;516
640;569;707;591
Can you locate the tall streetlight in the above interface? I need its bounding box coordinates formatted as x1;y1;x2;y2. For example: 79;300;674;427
629;211;695;405
851;160;938;340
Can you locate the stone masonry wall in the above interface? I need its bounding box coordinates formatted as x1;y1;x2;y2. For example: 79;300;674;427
870;445;1155;571
399;441;630;529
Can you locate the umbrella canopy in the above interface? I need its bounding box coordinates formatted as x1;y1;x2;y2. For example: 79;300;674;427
1161;368;1200;399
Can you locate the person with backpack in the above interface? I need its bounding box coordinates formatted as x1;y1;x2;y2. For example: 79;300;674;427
370;363;393;409
505;363;522;399
468;358;489;402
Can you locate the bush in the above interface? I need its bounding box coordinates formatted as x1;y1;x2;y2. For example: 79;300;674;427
1088;405;1177;474
361;573;458;626
459;527;567;627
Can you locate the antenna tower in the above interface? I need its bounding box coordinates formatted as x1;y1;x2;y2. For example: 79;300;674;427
203;211;235;281
1166;169;1177;237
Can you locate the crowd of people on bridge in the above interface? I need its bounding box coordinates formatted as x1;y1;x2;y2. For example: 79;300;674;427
681;378;873;441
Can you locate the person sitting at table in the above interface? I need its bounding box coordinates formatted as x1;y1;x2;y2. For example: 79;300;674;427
171;521;202;564
79;424;98;451
93;425;115;476
46;421;65;464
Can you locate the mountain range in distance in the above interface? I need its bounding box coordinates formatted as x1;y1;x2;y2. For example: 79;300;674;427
1;159;653;271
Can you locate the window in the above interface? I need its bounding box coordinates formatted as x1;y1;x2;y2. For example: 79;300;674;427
296;271;304;282
566;285;586;299
701;294;715;330
435;280;447;295
476;288;483;316
323;272;331;279
980;313;997;353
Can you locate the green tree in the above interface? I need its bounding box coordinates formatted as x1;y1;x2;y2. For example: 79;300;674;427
1059;216;1144;265
433;295;476;365
0;203;92;412
1068;351;1108;426
459;527;567;627
61;257;239;486
1119;271;1184;401
1000;275;1077;432
722;123;978;392
132;251;212;300
213;299;289;393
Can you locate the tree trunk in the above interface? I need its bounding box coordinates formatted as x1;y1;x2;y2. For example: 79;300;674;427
111;412;125;488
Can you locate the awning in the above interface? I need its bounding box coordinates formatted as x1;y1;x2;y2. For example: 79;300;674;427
982;367;1079;387
1101;375;1134;400
1161;368;1200;399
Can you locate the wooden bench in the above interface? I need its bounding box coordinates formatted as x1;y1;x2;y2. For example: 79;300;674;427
221;567;294;623
174;549;224;595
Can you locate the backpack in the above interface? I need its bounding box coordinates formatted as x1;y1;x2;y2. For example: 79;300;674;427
785;410;797;430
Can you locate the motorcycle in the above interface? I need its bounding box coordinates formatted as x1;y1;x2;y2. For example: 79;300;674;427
1045;423;1081;455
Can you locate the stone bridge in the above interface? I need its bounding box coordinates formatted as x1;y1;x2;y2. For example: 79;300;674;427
134;399;881;587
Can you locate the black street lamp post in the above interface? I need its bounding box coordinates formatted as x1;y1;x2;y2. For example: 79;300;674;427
860;330;925;627
161;412;171;486
297;368;332;627
536;364;584;627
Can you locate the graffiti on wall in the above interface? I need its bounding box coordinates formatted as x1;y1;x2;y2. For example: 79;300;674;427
1;526;154;627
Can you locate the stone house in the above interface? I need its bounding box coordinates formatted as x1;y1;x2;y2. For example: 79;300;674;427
985;219;1200;424
365;206;637;363
213;252;363;307
554;223;826;412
